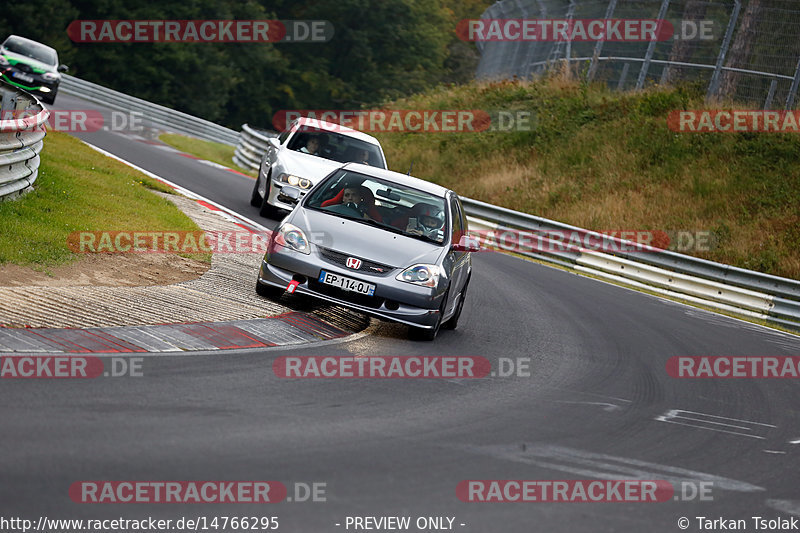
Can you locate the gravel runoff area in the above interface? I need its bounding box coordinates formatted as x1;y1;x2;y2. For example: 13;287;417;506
0;192;370;351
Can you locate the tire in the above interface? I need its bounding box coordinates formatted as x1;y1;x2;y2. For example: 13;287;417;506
258;172;279;219
255;279;283;300
442;277;469;330
409;290;448;341
250;175;263;207
40;91;56;105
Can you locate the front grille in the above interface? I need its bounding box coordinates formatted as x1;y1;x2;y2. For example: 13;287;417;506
309;279;384;308
318;247;394;276
14;63;33;73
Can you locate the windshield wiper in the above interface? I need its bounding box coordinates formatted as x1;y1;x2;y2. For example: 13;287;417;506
405;232;442;245
354;217;407;235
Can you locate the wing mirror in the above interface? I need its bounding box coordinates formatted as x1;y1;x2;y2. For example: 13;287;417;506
57;64;69;73
452;234;481;253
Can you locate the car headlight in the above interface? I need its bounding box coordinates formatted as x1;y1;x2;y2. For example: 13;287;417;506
0;56;8;66
277;173;312;190
396;264;440;288
273;223;310;254
42;72;59;81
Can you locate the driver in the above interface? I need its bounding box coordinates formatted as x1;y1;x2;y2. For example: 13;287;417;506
342;186;364;207
299;136;319;155
340;185;384;222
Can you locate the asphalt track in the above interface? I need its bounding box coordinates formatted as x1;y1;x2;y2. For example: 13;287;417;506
1;92;800;532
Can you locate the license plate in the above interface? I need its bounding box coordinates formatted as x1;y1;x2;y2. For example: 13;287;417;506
318;270;375;296
12;71;34;83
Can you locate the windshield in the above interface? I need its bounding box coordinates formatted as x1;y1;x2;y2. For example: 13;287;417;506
287;125;386;168
305;170;448;245
2;37;57;66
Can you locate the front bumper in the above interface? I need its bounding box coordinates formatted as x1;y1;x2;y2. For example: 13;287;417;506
1;69;58;96
257;247;445;329
266;179;310;211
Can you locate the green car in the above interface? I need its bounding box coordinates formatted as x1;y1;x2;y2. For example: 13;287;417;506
0;35;68;105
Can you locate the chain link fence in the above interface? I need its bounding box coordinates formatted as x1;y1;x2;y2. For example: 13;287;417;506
475;0;800;109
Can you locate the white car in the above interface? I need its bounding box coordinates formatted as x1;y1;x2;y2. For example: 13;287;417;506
250;117;387;218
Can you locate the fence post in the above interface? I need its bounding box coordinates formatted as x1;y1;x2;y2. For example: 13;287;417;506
636;0;671;90
706;0;741;101
564;0;578;67
523;0;548;77
785;56;800;110
548;0;577;66
617;63;631;90
475;3;502;79
659;65;670;85
587;0;618;82
505;0;523;77
763;79;777;110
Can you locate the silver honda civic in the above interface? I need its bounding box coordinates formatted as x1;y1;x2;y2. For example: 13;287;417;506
256;163;478;340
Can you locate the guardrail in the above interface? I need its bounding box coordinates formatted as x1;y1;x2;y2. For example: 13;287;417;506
0;81;48;201
233;124;276;172
59;75;240;146
462;198;800;332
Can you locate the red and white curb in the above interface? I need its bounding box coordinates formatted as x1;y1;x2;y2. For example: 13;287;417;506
0;314;352;354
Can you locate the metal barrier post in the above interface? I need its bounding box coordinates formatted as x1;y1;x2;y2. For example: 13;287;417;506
784;56;800;109
636;0;671;89
764;79;777;110
617;63;630;90
706;0;741;101
588;0;618;81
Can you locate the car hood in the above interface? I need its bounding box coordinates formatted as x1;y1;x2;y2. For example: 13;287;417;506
278;150;342;183
293;208;445;268
1;50;56;74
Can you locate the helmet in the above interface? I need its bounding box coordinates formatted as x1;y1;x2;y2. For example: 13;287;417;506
409;203;445;238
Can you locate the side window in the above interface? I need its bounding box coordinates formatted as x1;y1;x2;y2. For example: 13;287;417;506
449;195;463;242
456;196;467;232
278;120;300;145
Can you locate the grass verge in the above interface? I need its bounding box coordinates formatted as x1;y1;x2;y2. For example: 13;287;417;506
158;133;256;177
0;131;210;267
373;75;800;280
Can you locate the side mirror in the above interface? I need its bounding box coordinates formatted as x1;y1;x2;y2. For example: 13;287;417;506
452;234;481;253
267;137;280;149
57;64;69;73
277;186;301;205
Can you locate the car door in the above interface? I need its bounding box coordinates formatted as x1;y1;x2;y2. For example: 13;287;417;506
446;193;468;316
